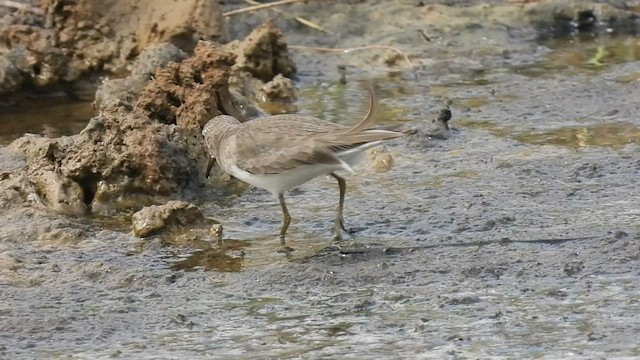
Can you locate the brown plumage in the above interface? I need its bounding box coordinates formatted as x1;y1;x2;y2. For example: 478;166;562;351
202;83;405;251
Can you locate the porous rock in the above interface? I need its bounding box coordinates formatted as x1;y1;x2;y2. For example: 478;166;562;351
135;42;242;130
131;201;204;238
94;43;188;110
225;19;298;110
226;19;296;83
4;25;300;216
0;0;225;95
259;74;297;104
9;106;207;215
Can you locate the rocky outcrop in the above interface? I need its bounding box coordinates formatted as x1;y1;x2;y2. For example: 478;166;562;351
134;44;242;129
1;20;299;215
225;19;298;114
8;106;207;215
5;42;238;215
0;0;225;95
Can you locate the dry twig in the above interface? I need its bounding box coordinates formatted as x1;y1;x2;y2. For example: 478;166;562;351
224;0;311;17
289;45;414;68
227;0;332;34
0;0;43;15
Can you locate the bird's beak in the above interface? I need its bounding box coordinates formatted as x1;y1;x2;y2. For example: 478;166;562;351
206;157;216;178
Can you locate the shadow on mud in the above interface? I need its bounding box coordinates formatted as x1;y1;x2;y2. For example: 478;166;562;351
297;235;600;265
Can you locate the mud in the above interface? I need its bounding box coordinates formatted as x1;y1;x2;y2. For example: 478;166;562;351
2;0;640;359
0;0;224;96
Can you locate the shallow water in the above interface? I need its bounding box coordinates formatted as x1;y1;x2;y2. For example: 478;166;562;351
0;98;93;145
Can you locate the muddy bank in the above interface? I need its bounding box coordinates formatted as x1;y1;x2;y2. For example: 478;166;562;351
1;0;640;359
0;0;224;96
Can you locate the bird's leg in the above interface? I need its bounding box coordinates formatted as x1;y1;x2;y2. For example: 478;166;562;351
330;173;353;240
205;157;216;178
277;193;294;252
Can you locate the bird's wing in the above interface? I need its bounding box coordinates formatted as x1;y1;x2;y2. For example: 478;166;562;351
227;118;348;175
227;120;405;175
224;94;404;174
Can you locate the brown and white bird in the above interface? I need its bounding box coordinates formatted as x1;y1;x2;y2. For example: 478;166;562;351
202;84;405;251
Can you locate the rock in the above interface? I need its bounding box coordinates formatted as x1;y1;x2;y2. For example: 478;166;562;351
0;0;225;95
37;227;86;247
0;56;23;94
0;40;74;93
522;0;638;38
440;295;482;306
563;260;584;276
238;72;297;114
94;43;187;111
224;20;298;114
226;19;297;83
9;105;208;215
210;223;224;247
0;176;26;208
97;33;297;123
34;170;86;215
135;42;242;130
228;70;274;115
130;44;189;79
7;135;84;214
405;101;453;147
546;289;568;298
131;201;204;238
0;146;40;209
6;41;257;215
259;74;297;104
4;28;299;216
229;89;266;120
368;147;395;173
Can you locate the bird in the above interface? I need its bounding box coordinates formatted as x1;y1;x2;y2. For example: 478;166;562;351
202;83;405;251
425;99;453;140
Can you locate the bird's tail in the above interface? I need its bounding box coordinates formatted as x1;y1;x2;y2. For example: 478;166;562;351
345;82;379;134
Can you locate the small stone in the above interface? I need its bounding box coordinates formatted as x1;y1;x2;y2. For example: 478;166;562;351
546;289;568;298
614;230;628;239
368;147;395;173
210;223;224;247
131;201;204;237
564;260;584;276
441;295;482;306
110;349;122;358
260;74;296;103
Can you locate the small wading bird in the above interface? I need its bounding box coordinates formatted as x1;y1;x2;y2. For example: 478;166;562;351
202;83;405;252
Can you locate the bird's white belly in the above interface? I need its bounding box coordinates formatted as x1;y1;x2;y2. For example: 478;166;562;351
219;143;377;194
224;163;341;194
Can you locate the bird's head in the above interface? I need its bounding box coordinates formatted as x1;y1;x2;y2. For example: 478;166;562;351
202;115;242;159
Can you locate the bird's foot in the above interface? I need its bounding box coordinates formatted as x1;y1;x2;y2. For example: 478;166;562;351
332;219;357;241
276;235;295;253
275;245;295;253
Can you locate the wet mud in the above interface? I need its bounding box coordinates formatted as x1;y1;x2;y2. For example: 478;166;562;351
1;0;640;359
